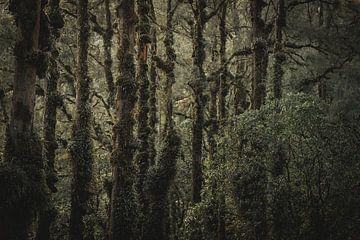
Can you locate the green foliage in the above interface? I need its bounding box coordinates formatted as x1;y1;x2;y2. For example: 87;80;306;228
220;93;360;240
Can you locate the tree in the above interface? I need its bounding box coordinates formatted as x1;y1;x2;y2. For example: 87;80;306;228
68;0;95;238
108;0;137;239
136;0;152;235
36;0;64;239
251;0;270;109
0;0;48;238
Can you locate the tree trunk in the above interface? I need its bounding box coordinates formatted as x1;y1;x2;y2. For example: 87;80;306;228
190;0;207;204
232;2;249;115
36;0;64;239
103;0;115;106
0;0;46;239
69;0;95;239
148;0;158;167
108;0;137;239
218;2;228;120
273;0;286;99
136;0;152;236
251;0;269;109
143;2;180;239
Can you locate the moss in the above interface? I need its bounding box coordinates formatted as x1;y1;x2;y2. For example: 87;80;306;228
143;129;181;240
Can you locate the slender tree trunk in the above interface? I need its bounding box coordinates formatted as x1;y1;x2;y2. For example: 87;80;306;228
108;0;137;239
232;2;249;115
36;0;64;239
273;0;286;99
148;0;158;167
0;0;46;239
136;0;152;236
218;2;228;120
144;2;180;239
190;0;207;204
103;0;115;106
251;0;268;109
69;0;95;239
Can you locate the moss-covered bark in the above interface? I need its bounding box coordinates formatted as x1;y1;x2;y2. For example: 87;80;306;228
0;0;49;239
104;0;115;106
148;0;158;167
135;0;152;235
190;0;207;204
143;128;180;240
232;1;249;115
108;0;137;239
36;0;64;239
68;0;95;239
251;0;269;109
273;0;286;100
218;2;228;120
143;1;180;238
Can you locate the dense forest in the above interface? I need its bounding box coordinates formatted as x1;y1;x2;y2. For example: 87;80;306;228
0;0;359;239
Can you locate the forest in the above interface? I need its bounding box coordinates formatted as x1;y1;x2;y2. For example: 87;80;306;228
0;0;359;239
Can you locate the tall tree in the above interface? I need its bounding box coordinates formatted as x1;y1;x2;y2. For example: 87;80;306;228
148;0;158;167
273;0;286;99
0;0;47;238
251;0;269;109
144;1;181;239
68;0;95;238
108;0;137;239
36;0;64;239
218;1;228;120
136;0;152;235
190;0;207;204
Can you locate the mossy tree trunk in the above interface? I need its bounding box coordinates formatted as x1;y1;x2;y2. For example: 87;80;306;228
273;0;286;99
190;0;207;204
104;0;115;106
148;0;158;167
36;0;64;239
218;2;228;121
232;1;249;115
251;0;269;109
136;0;152;236
108;0;137;239
144;1;180;239
69;0;95;239
1;0;47;239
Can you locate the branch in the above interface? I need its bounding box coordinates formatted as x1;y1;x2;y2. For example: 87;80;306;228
153;56;172;73
285;41;328;55
207;48;253;81
205;0;227;22
300;56;353;89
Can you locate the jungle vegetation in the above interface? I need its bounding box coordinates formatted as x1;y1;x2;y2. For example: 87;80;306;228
0;0;359;239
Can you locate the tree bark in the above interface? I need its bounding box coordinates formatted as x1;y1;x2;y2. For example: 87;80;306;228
218;2;228;120
251;0;269;109
136;0;152;236
108;0;137;239
69;0;95;239
103;0;115;106
273;0;286;99
143;2;180;239
36;0;64;239
190;0;207;204
0;0;47;239
148;0;158;167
